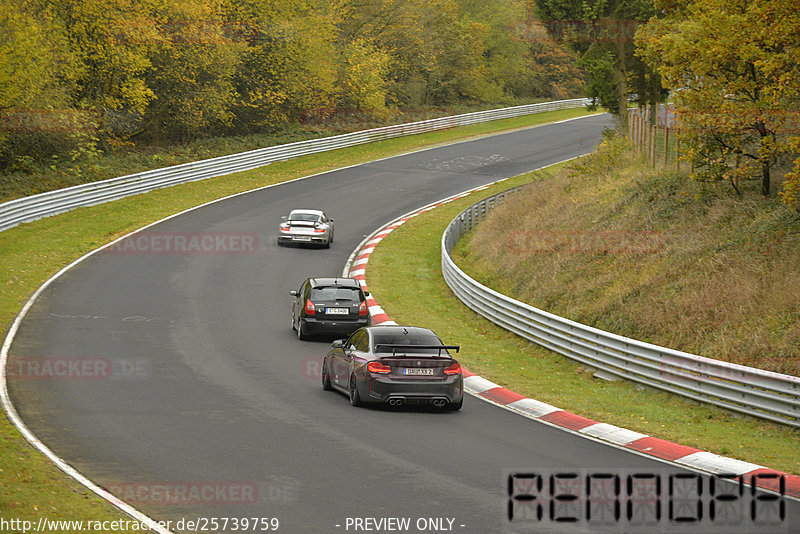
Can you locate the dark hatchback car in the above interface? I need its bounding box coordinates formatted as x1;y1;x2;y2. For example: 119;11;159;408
291;277;370;340
322;325;463;410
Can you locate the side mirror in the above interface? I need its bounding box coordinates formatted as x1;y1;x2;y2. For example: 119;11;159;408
331;339;344;349
290;290;298;296
363;291;370;297
281;215;288;221
330;218;335;222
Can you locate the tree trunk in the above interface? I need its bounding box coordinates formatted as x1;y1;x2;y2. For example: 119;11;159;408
761;157;771;196
758;126;771;196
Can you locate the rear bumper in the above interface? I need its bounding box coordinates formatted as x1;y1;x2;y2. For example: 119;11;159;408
278;233;330;245
364;375;463;404
301;317;369;337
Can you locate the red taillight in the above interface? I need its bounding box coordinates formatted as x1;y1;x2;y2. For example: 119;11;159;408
280;224;290;232
367;361;391;374
443;362;461;375
358;300;368;317
305;299;315;315
313;227;326;233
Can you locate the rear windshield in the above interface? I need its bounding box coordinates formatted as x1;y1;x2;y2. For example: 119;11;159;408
373;333;444;354
290;212;321;222
310;286;362;302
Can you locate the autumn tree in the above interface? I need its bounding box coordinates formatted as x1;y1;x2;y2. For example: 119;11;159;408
0;4;71;111
339;0;583;107
337;38;391;111
1;0;593;170
141;0;244;141
636;0;800;198
459;0;583;100
534;0;661;130
0;1;86;167
508;17;585;99
48;0;154;120
339;0;482;106
227;0;338;129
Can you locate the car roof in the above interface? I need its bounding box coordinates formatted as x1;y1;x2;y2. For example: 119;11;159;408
307;277;361;288
289;209;324;217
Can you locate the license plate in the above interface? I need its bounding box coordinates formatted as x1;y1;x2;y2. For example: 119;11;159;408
293;235;311;241
326;308;349;315
402;368;434;376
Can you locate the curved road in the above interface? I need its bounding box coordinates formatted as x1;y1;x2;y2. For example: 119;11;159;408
8;115;797;533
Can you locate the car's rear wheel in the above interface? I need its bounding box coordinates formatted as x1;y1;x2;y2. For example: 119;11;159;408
297;320;308;341
322;361;332;391
446;398;463;411
349;375;363;407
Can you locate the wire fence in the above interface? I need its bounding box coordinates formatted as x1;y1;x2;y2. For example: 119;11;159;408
629;105;683;168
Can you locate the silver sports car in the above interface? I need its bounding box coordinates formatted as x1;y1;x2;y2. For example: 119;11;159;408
278;209;335;248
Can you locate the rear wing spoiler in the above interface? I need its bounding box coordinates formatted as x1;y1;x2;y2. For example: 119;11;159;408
374;344;460;355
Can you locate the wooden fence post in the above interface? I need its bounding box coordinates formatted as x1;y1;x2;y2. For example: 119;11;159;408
650;124;656;167
641;114;646;155
629;109;635;144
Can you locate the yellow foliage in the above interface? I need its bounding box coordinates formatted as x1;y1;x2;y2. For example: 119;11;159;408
636;0;800;199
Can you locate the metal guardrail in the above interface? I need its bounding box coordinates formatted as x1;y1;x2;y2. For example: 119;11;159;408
0;99;591;232
442;189;800;427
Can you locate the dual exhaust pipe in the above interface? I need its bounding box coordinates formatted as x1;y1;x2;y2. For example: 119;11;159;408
388;398;404;406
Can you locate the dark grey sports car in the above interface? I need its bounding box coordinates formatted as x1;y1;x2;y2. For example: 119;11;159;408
322;325;463;410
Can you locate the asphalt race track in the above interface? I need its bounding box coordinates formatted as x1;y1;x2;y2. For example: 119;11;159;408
8;115;798;533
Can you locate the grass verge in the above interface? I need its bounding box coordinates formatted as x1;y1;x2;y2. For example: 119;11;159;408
366;161;800;475
0;106;596;528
